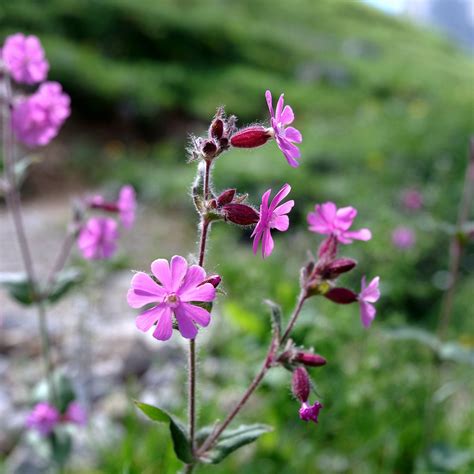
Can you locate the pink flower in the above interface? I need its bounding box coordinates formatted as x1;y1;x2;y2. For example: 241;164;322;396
392;226;416;249
307;202;372;244
2;33;49;84
26;402;60;436
12;81;71;148
63;402;87;426
251;183;294;258
401;189;423;210
299;401;323;424
127;255;217;341
358;276;380;328
77;217;119;260
117;185;136;229
265;90;302;167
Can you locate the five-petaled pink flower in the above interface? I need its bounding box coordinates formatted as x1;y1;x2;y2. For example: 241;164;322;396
77;217;119;260
251;183;294;259
117;185;136;229
265;90;302;168
63;402;87;426
2;33;49;84
307;202;372;244
26;402;60;436
127;255;217;341
299;401;323;424
358;276;380;328
12;81;71;148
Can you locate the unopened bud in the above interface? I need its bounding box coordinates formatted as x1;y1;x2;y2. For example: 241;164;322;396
321;258;357;279
230;126;272;149
200;274;222;288
217;189;236;206
223;203;259;226
292;367;310;403
295;352;327;367
318;235;338;260
210;118;224;139
201;140;218;159
324;287;357;304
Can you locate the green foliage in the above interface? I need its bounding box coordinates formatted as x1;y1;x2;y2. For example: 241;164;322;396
33;372;76;413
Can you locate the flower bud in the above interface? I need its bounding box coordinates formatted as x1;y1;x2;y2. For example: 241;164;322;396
217;189;236;206
222;203;259;226
321;258;357;279
201;139;218;159
324;287;358;304
318;235;338;260
209;118;224;139
295;351;327;367
292;367;310;403
200;274;222;288
230;126;272;149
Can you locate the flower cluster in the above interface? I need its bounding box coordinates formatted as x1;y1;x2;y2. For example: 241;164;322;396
1;33;71;148
26;401;87;436
77;185;136;260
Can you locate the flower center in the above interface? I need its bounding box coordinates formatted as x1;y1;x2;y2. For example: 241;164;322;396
165;293;180;308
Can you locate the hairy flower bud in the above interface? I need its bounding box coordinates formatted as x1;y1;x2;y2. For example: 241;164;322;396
321;258;357;279
201;139;218;159
324;287;358;304
200;274;222;288
230;126;272;149
295;351;327;367
318;235;338;260
209;118;224;139
217;189;236;206
223;203;259;226
292;367;310;403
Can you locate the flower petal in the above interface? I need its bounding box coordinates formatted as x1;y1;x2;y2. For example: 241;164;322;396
170;255;188;291
136;304;166;332
284;126;302;143
181;302;211;327
265;90;274;118
361;276;380;302
269;183;291;212
344;228;372;242
180;282;216;303
151;258;172;289
178;264;207;295
359;301;376;328
275;93;285;122
280;105;294;125
252;228;264;254
174;306;198;339
127;272;166;308
274;199;295;217
152;307;173;341
262;228;274;258
271;214;289;231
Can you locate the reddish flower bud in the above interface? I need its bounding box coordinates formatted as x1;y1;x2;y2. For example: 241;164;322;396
217;189;236;206
318;235;338;260
321;258;357;279
222;203;259;226
230;126;272;149
200;274;222;288
292;367;310;403
201;140;218;159
295;351;327;367
324;287;358;304
209;118;224;139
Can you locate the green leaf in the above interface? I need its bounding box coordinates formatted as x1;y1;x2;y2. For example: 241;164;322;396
33;372;76;413
47;268;84;303
439;342;474;366
264;299;282;341
14;155;41;186
199;424;273;464
0;272;37;305
50;428;72;467
134;401;193;464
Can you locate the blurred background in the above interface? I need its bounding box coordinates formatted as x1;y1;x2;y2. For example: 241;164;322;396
0;0;473;473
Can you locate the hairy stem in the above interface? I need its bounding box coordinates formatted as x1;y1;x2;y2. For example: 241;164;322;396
196;290;308;457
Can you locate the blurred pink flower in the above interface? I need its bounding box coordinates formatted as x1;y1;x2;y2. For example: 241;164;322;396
12;81;70;148
63;402;87;426
299;401;323;424
2;33;49;84
401;189;423;210
251;183;294;258
392;226;416;249
265;90;302;167
117;185;136;229
77;217;119;260
358;276;380;328
127;255;217;341
307;202;372;244
26;402;60;436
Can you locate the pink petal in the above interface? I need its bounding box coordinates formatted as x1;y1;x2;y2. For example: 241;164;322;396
179;282;215;303
152;307;173;341
261;189;272;214
269;183;291;212
151;259;172;290
319;202;337;224
127;272;166;308
359;301;376;328
344;228;372;242
265;90;274;118
174;306;198;339
362;276;380;303
136;304;167;332
271;214;289;231
280;105;294;126
275;93;285;122
274;199;295;217
262;228;274;258
170;255;188;291
278;139;301;164
335;206;357;231
178;265;207;295
284;126;302;143
181;302;211;327
252;228;264;254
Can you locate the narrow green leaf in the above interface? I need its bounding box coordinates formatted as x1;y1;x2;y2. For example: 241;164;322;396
0;272;37;305
33;372;75;413
47;268;84;303
200;423;273;464
264;299;282;341
134;401;193;464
